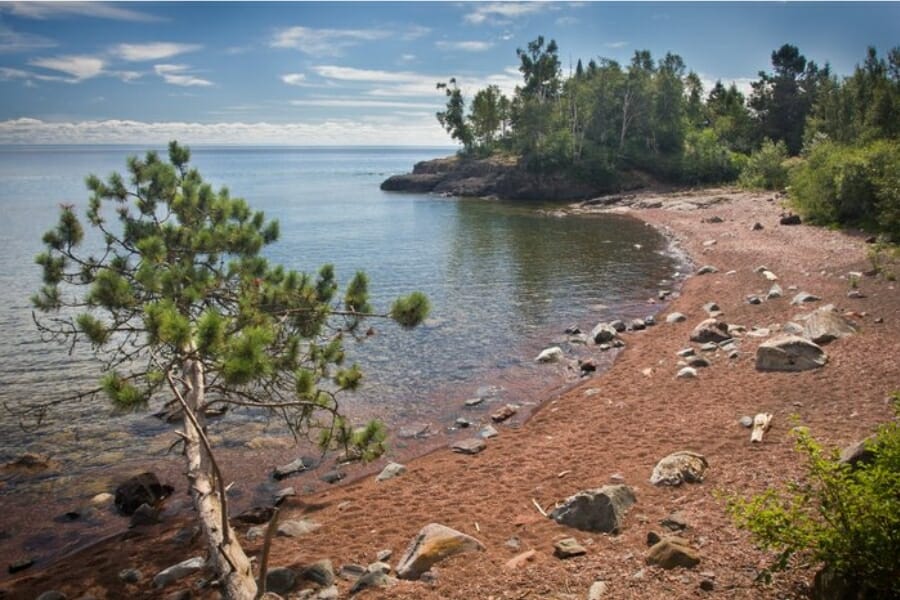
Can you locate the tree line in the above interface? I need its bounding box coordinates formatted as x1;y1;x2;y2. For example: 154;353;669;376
437;39;899;240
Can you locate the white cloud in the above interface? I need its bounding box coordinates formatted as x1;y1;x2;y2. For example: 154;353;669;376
0;23;57;53
154;64;213;87
281;73;307;86
464;2;552;25
3;1;161;22
271;26;391;57
399;53;416;64
290;98;440;109
29;54;105;81
435;40;493;52
604;41;629;49
0;65;69;83
312;65;426;83
113;42;201;62
0;117;451;146
556;16;578;26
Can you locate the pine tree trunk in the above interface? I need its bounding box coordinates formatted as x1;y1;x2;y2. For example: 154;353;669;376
183;356;257;600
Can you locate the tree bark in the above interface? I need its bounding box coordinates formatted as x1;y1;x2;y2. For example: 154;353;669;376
183;356;257;600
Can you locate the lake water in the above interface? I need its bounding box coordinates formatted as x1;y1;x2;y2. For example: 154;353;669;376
0;146;683;506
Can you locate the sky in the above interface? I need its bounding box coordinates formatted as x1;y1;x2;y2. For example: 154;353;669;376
0;1;897;146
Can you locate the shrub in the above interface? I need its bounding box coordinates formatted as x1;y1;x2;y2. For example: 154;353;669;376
739;138;791;190
789;139;900;241
680;128;744;184
727;400;900;597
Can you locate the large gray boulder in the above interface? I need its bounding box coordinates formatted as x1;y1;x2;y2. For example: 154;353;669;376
548;484;636;534
689;319;730;344
802;306;856;344
650;451;708;486
756;335;827;372
395;523;484;580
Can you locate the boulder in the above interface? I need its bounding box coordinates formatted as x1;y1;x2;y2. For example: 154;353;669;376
590;323;618;344
265;567;297;596
650;451;708;486
755;335;827;372
376;462;407;482
646;537;701;569
548;484;636;534
535;346;564;363
689;319;730;344
666;312;687;324
395;523;485;580
779;213;802;225
114;472;173;516
839;437;877;468
802;306;856;344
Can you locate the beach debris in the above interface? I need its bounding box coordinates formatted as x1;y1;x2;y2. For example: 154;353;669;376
505;549;537;570
696;265;718;275
395;523;485;580
548;484;636;534
646;537;701;569
756;335;827;371
554;537;587;559
532;497;548;517
750;413;773;443
376;462;407;482
491;404;518;423
451;438;486;455
535;346;564;363
591;322;618;343
153;556;205;588
650;451;708;486
791;291;821;305
802;305;856;344
690;319;730;343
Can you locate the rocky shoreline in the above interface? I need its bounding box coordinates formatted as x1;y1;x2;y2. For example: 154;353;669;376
3;187;898;600
380;155;638;201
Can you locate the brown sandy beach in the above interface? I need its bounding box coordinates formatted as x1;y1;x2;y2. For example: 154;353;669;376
3;187;898;600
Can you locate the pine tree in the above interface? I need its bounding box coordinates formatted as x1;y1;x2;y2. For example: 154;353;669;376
32;142;429;598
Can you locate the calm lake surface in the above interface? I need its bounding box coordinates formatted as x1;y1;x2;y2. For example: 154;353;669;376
0;145;684;496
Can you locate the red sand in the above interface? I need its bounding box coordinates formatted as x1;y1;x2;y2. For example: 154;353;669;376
3;188;898;599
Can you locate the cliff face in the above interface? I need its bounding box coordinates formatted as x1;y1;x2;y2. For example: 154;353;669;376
380;155;614;201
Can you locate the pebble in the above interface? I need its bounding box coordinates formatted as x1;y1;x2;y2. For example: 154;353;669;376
676;367;697;379
553;537;587;558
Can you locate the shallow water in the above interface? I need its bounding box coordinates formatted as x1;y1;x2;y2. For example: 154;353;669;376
0;146;684;564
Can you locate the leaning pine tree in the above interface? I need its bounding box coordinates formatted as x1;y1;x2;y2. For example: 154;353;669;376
32;142;429;599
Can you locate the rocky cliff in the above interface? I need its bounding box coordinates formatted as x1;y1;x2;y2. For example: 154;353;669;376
380;155;617;201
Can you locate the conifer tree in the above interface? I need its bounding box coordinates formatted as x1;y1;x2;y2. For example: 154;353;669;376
32;142;429;599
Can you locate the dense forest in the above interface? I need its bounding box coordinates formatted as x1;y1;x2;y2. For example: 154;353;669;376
436;39;900;240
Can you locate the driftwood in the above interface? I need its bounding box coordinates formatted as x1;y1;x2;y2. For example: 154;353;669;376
750;413;773;443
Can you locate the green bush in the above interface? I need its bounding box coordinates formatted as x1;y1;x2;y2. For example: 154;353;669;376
680;128;744;184
727;401;900;597
789;139;900;241
739;139;791;190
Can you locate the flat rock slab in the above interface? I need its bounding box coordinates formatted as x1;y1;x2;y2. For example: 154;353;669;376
756;335;827;372
491;404;518;423
277;519;321;538
452;438;486;455
650;451;708;486
549;484;636;534
376;462;407;482
802;307;856;344
395;523;485;580
553;537;587;558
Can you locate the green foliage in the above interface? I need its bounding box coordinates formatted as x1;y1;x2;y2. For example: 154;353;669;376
390;291;430;329
739;139;791;190
436;78;474;153
789;139;900;240
681;129;745;184
728;404;900;597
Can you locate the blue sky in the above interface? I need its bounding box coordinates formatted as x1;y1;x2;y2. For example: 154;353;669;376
0;1;897;145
